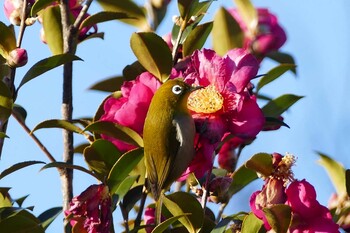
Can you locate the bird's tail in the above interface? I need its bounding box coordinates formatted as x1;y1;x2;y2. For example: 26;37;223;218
155;192;164;226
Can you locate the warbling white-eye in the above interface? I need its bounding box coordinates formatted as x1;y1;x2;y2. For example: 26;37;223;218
143;79;201;224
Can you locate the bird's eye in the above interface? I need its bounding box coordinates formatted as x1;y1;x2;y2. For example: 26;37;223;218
172;85;183;95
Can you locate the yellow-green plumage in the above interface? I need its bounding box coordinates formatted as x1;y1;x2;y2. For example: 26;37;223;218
143;79;198;202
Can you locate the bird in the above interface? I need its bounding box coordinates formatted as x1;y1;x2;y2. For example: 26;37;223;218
143;78;201;224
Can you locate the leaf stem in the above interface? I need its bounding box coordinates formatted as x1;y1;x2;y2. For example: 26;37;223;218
172;22;186;64
201;152;215;209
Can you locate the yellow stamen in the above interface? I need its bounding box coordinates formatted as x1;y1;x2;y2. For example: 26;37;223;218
187;85;224;114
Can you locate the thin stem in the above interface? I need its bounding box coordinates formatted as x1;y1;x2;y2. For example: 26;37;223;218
16;0;28;47
12;111;56;163
121;205;130;233
201;153;215;209
72;0;93;29
134;186;148;228
172;21;187;64
216;203;227;223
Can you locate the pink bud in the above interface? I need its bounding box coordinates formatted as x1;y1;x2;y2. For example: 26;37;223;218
7;48;28;67
208;176;233;203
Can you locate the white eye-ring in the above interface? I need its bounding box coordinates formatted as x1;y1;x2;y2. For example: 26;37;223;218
172;85;183;95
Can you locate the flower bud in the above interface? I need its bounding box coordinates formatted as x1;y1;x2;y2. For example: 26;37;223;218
4;0;35;26
208;176;233;203
7;48;28;67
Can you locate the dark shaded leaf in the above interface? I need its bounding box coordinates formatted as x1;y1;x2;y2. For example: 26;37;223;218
79;32;105;42
0;209;44;233
211;212;247;233
0;79;13;121
228;165;258;196
152;214;191;233
241;212;263;233
41;162;99;179
30;0;56;16
183;22;213;57
84;121;143;147
266;52;296;73
107;148;144;194
89;76;126;92
0;161;45;180
264;117;290;129
163;192;203;233
346;169;350;197
121;185;143;213
12;105;27;123
31;119;84;134
37;207;62;230
0;22;16;58
122;61;146;81
262;94;303;118
74;143;89;154
80;11;131;30
245;153;273;178
212;7;244;56
130;32;172;82
263;204;291;233
18;54;82;89
41;6;63;55
13;195;29;207
178;0;196;20
257;64;296;92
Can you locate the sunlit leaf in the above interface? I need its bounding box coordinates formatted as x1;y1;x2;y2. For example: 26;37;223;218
152;214;191;233
0;161;45;180
245;153;273;178
267;52;296;73
41;6;63;55
0;22;16;58
41;162;99;179
233;0;257;35
18;54;82;89
89;76;126;92
262;94;303;118
84;121;144;147
114;175;139;205
228;165;258;196
0;132;9;139
212;7;244;56
241;212;263;233
30;0;56;16
0;188;12;207
121;185;143;213
263;204;291;233
163;192;203;233
183;22;213;57
130;32;172;82
107;148;144;194
37;207;62;230
317;152;346;196
80;11;131;30
257;64;296;92
31;119;84;134
0;79;13;121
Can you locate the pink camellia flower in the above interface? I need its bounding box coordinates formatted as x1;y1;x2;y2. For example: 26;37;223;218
218;135;245;172
229;8;287;57
286;180;339;233
4;0;35;25
65;184;112;233
100;72;161;152
7;48;28;67
184;48;265;143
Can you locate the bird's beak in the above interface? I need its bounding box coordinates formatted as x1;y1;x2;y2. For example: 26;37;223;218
190;85;204;92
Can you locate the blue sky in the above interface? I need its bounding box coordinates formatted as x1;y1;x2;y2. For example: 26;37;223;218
1;0;350;232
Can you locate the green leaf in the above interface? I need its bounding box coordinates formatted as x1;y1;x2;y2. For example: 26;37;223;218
233;0;258;35
0;80;13;121
37;207;62;230
12;105;27;123
263;204;291;233
41;162;99;179
80;11;131;30
30;0;56;16
0;188;12;208
41;6;63;55
96;0;148;29
317;152;346;196
84;121;144;147
18;54;82;89
183;22;213;57
13;195;29;208
89;76;126;92
262;94;303;118
0;209;44;233
31;119;84;134
212;7;244;56
114;175;139;205
228;165;258;196
0;132;8;139
266;52;296;73
0;161;45;180
107;148;144;194
130;32;172;82
121;185;143;213
83;139;121;180
0;22;16;58
257;64;296;92
346;170;350;197
241;212;263;233
245;153;273;178
163;192;203;233
263;117;290;130
74;143;89;154
178;0;196;20
123;61;146;81
152;214;191;233
212;212;247;233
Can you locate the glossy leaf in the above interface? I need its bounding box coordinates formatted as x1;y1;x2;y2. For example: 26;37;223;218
130;32;172;82
152;214;190;233
0;79;13;121
31;119;84;134
107;148;144;194
212;7;244;56
84;121;144;147
12;104;27;123
41;6;63;55
114;175;139;205
267;52;296;73
18;54;82;89
96;0;147;29
41;162;99;179
241;212;263;233
228;165;258;196
346;169;350;197
0;161;45;180
245;153;273;178
257;64;296;92
262;94;303;118
83;139;121;180
30;0;56;16
263;204;291;233
121;185;143;213
37;207;62;230
80;11;130;30
89;76;126;92
0;22;16;58
317;152;346;196
233;0;258;35
183;22;213;57
163;192;203;233
0;209;44;233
